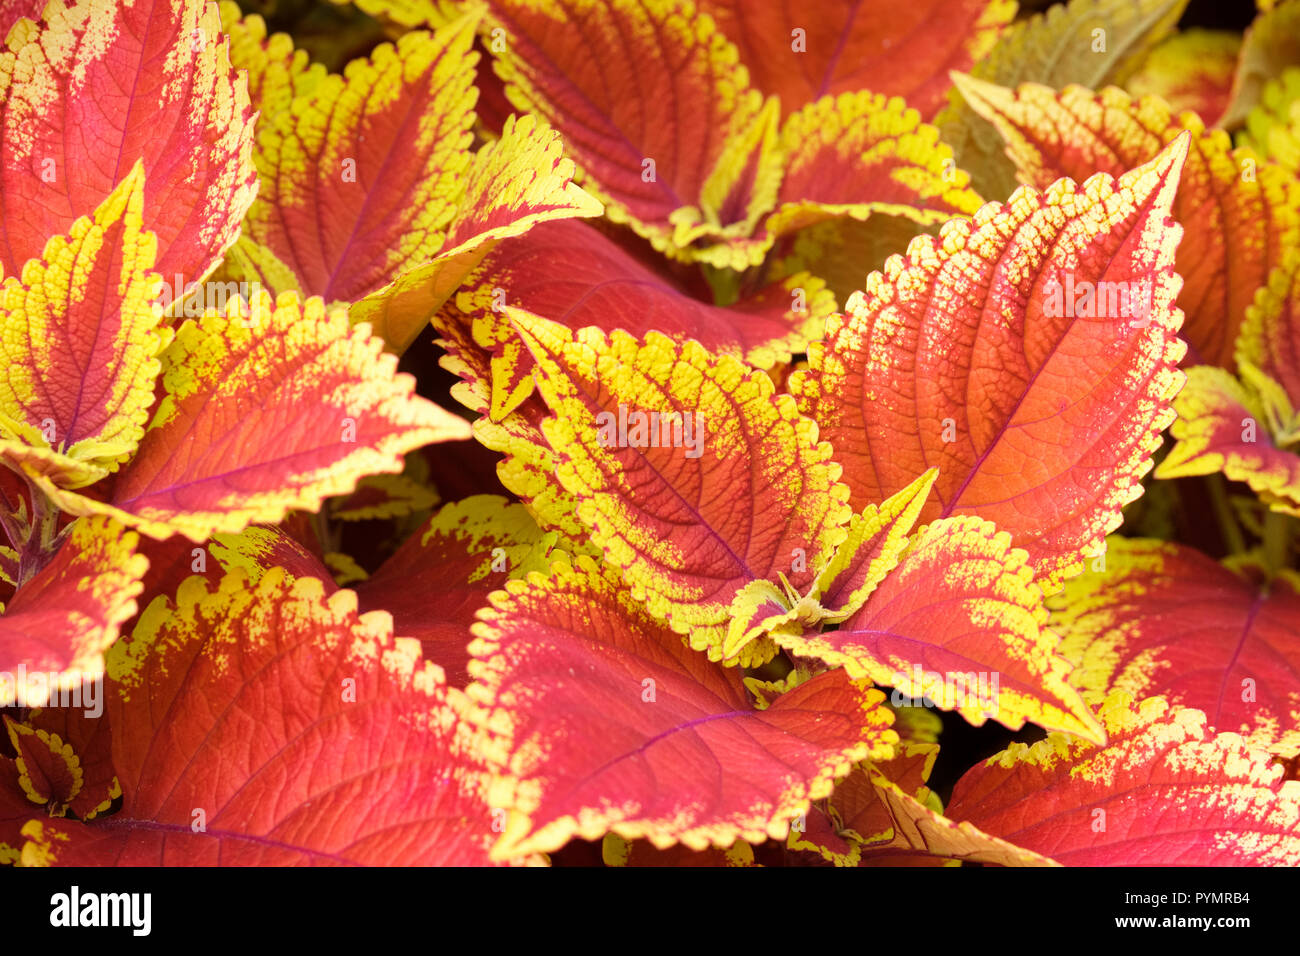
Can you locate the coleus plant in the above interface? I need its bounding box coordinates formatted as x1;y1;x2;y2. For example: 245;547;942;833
0;0;1298;869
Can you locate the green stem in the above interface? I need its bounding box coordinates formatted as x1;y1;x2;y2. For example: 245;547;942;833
15;486;59;588
1206;474;1247;556
1263;509;1293;576
701;265;742;307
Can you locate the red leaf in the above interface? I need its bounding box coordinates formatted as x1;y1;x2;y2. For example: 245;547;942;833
953;78;1300;368
0;517;146;708
1052;537;1300;756
484;0;763;247
18;569;515;866
35;291;470;542
355;494;551;687
700;0;1015;119
946;694;1300;865
449;218;832;419
466;557;897;858
0;0;256;284
791;136;1190;588
781;515;1104;741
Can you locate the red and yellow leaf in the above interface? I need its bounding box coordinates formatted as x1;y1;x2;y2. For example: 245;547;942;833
0;164;168;489
466;557;897;858
130;524;339;617
228;9;600;354
0;0;256;283
355;494;553;687
791;137;1190;589
0;0;43;35
19;568;518;866
238;14;480;305
449;218;833;420
1052;537;1300;755
218;1;325;128
945;693;1300;865
698;0;1015;120
31;291;469;542
0;516;146;707
337;112;603;354
775;516;1105;741
510;310;851;660
1238;248;1300;401
761;91;984;241
472;400;587;541
484;0;761;255
1156;364;1300;512
5;703;118;822
937;0;1188;200
1124;29;1242;126
952;78;1300;368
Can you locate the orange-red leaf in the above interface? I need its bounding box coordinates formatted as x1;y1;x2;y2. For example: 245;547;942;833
777;516;1104;741
953;78;1300;368
510;309;851;660
946;694;1300;865
484;0;762;253
466;557;897;858
699;0;1015;119
1052;538;1300;756
0;164;168;489
31;291;469;542
791;137;1190;589
19;569;516;866
450;218;833;420
0;516;145;707
0;0;256;284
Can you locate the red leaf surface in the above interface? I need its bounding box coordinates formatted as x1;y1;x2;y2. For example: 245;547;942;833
0;516;145;707
35;291;470;542
1052;537;1300;756
946;694;1300;865
0;0;42;33
355;494;552;687
953;78;1300;368
0;0;256;284
18;569;514;866
450;218;833;419
791;136;1190;588
699;0;1015;119
484;0;763;247
466;557;897;858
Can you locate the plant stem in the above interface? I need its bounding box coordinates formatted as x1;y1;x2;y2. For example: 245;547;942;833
0;486;22;552
15;485;60;588
1263;509;1293;576
701;264;742;307
1206;474;1247;556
